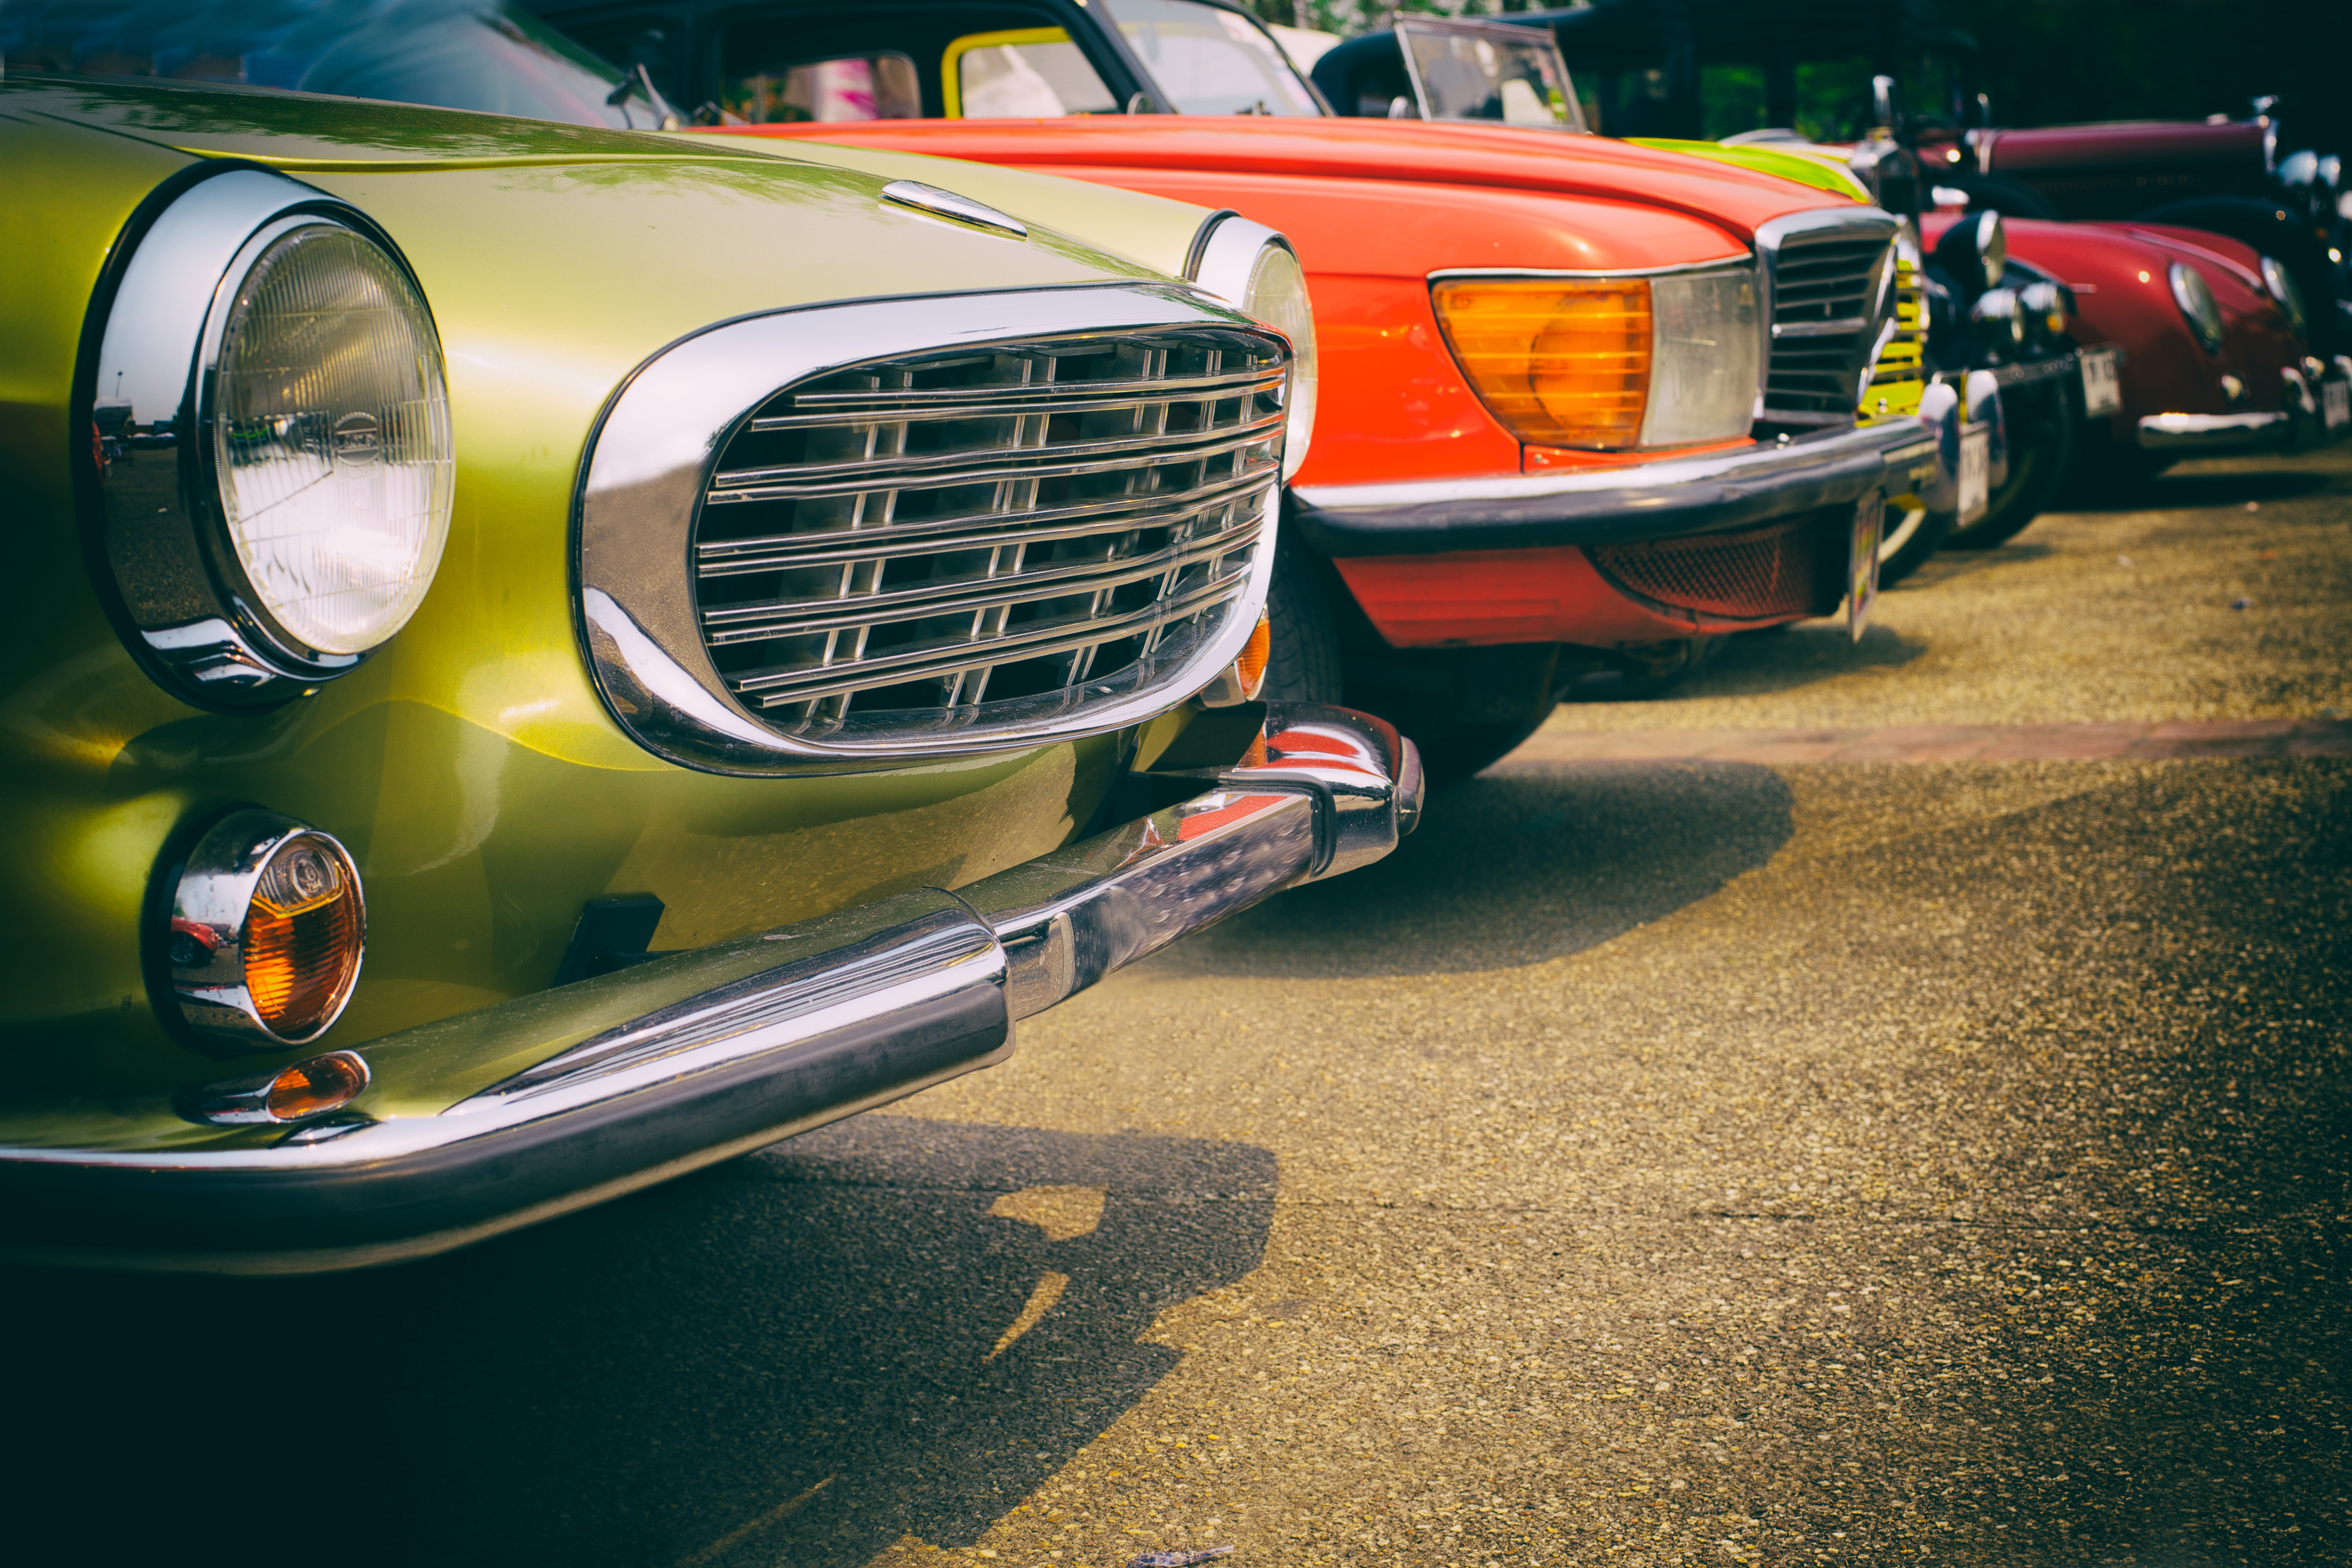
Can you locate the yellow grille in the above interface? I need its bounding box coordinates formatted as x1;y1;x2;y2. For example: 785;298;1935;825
1857;254;1927;424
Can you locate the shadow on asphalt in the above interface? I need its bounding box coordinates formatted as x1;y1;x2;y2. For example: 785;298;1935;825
1153;760;1793;978
2;1118;1276;1568
2063;465;2340;513
1655;620;1929;702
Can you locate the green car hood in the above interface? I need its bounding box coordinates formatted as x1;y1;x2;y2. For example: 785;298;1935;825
1626;137;1870;203
0;80;1230;1093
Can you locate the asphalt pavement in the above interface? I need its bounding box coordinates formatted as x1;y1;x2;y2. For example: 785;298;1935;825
11;448;2351;1568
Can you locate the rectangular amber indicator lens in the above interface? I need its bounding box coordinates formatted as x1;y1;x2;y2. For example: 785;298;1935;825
1432;278;1653;448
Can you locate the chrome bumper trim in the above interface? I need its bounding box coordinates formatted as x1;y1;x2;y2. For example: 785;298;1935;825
2138;363;2352;453
0;705;1417;1274
2136;409;2293;452
966;704;1420;1020
1288;420;1944;558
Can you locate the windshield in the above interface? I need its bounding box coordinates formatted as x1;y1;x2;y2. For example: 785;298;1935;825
0;0;678;131
1095;0;1319;117
1397;18;1584;131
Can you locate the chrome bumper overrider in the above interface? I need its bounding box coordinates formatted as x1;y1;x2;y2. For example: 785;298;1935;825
1289;419;1946;558
0;704;1419;1274
2138;359;2352;454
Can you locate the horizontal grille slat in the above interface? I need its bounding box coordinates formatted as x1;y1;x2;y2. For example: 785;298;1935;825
710;413;1284;495
692;326;1286;738
702;516;1259;644
696;470;1270;577
750;368;1284;425
1763;225;1896;423
734;575;1242;708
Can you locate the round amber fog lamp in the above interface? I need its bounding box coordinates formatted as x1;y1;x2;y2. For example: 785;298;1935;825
164;810;366;1053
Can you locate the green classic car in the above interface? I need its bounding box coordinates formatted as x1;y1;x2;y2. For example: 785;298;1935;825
0;68;1415;1272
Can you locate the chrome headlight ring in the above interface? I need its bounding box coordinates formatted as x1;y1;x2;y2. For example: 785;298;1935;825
2168;261;2228;356
81;167;454;709
1188;214;1318;479
2259;254;2310;338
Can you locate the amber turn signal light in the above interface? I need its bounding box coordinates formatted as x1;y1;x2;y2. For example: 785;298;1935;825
164;810;366;1051
1432;277;1653;448
1233;615;1272;700
174;1049;372;1127
265;1051;371;1119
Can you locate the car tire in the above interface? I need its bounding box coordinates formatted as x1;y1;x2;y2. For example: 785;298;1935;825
1411;702;1561;785
1875;503;1954;586
1261;546;1346;703
1945;378;2075;549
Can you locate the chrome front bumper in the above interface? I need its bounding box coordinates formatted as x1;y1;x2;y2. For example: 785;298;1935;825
0;704;1420;1274
1288;419;1947;557
2138;358;2352;454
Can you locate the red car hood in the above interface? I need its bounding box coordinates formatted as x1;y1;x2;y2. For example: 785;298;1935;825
695;117;1853;242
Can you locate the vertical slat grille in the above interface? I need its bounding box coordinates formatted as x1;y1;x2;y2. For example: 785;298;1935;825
692;327;1285;741
1763;228;1896;425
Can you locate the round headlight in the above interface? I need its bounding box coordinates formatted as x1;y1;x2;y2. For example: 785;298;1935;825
1189;216;1319;480
210;222;454;656
2168;261;2227;354
90;169;456;708
1240;242;1318;480
1969;209;2007;290
2258;254;2309;338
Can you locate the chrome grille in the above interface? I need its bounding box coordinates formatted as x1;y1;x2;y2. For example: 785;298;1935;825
692;327;1286;740
1762;223;1897;426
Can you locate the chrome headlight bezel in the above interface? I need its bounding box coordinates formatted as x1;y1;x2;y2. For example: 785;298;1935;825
2258;254;2310;338
2168;261;2228;355
81;168;453;709
1189;215;1318;479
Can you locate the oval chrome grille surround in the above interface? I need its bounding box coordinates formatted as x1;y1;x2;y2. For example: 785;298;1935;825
576;285;1288;774
697;329;1282;735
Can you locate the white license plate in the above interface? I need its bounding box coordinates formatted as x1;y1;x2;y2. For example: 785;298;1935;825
2079;347;2123;418
1958;425;1991;525
2325;376;2350;431
1847;493;1883;641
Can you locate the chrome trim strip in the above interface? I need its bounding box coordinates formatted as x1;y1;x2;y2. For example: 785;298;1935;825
576;284;1283;775
879;179;1027;239
0;703;1415;1273
2136;410;2292;451
1427;259;1751;282
1289;419;1943;557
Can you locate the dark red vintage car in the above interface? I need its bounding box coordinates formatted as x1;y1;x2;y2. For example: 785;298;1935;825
1967;111;2350;353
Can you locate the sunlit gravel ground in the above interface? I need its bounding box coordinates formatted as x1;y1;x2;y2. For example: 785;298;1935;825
9;453;2347;1568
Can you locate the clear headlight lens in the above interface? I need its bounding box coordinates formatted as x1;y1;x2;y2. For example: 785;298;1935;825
1241;242;1318;480
1643;270;1761;445
1432;268;1757;450
2167;261;2227;355
2259;254;2309;338
214;223;454;656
